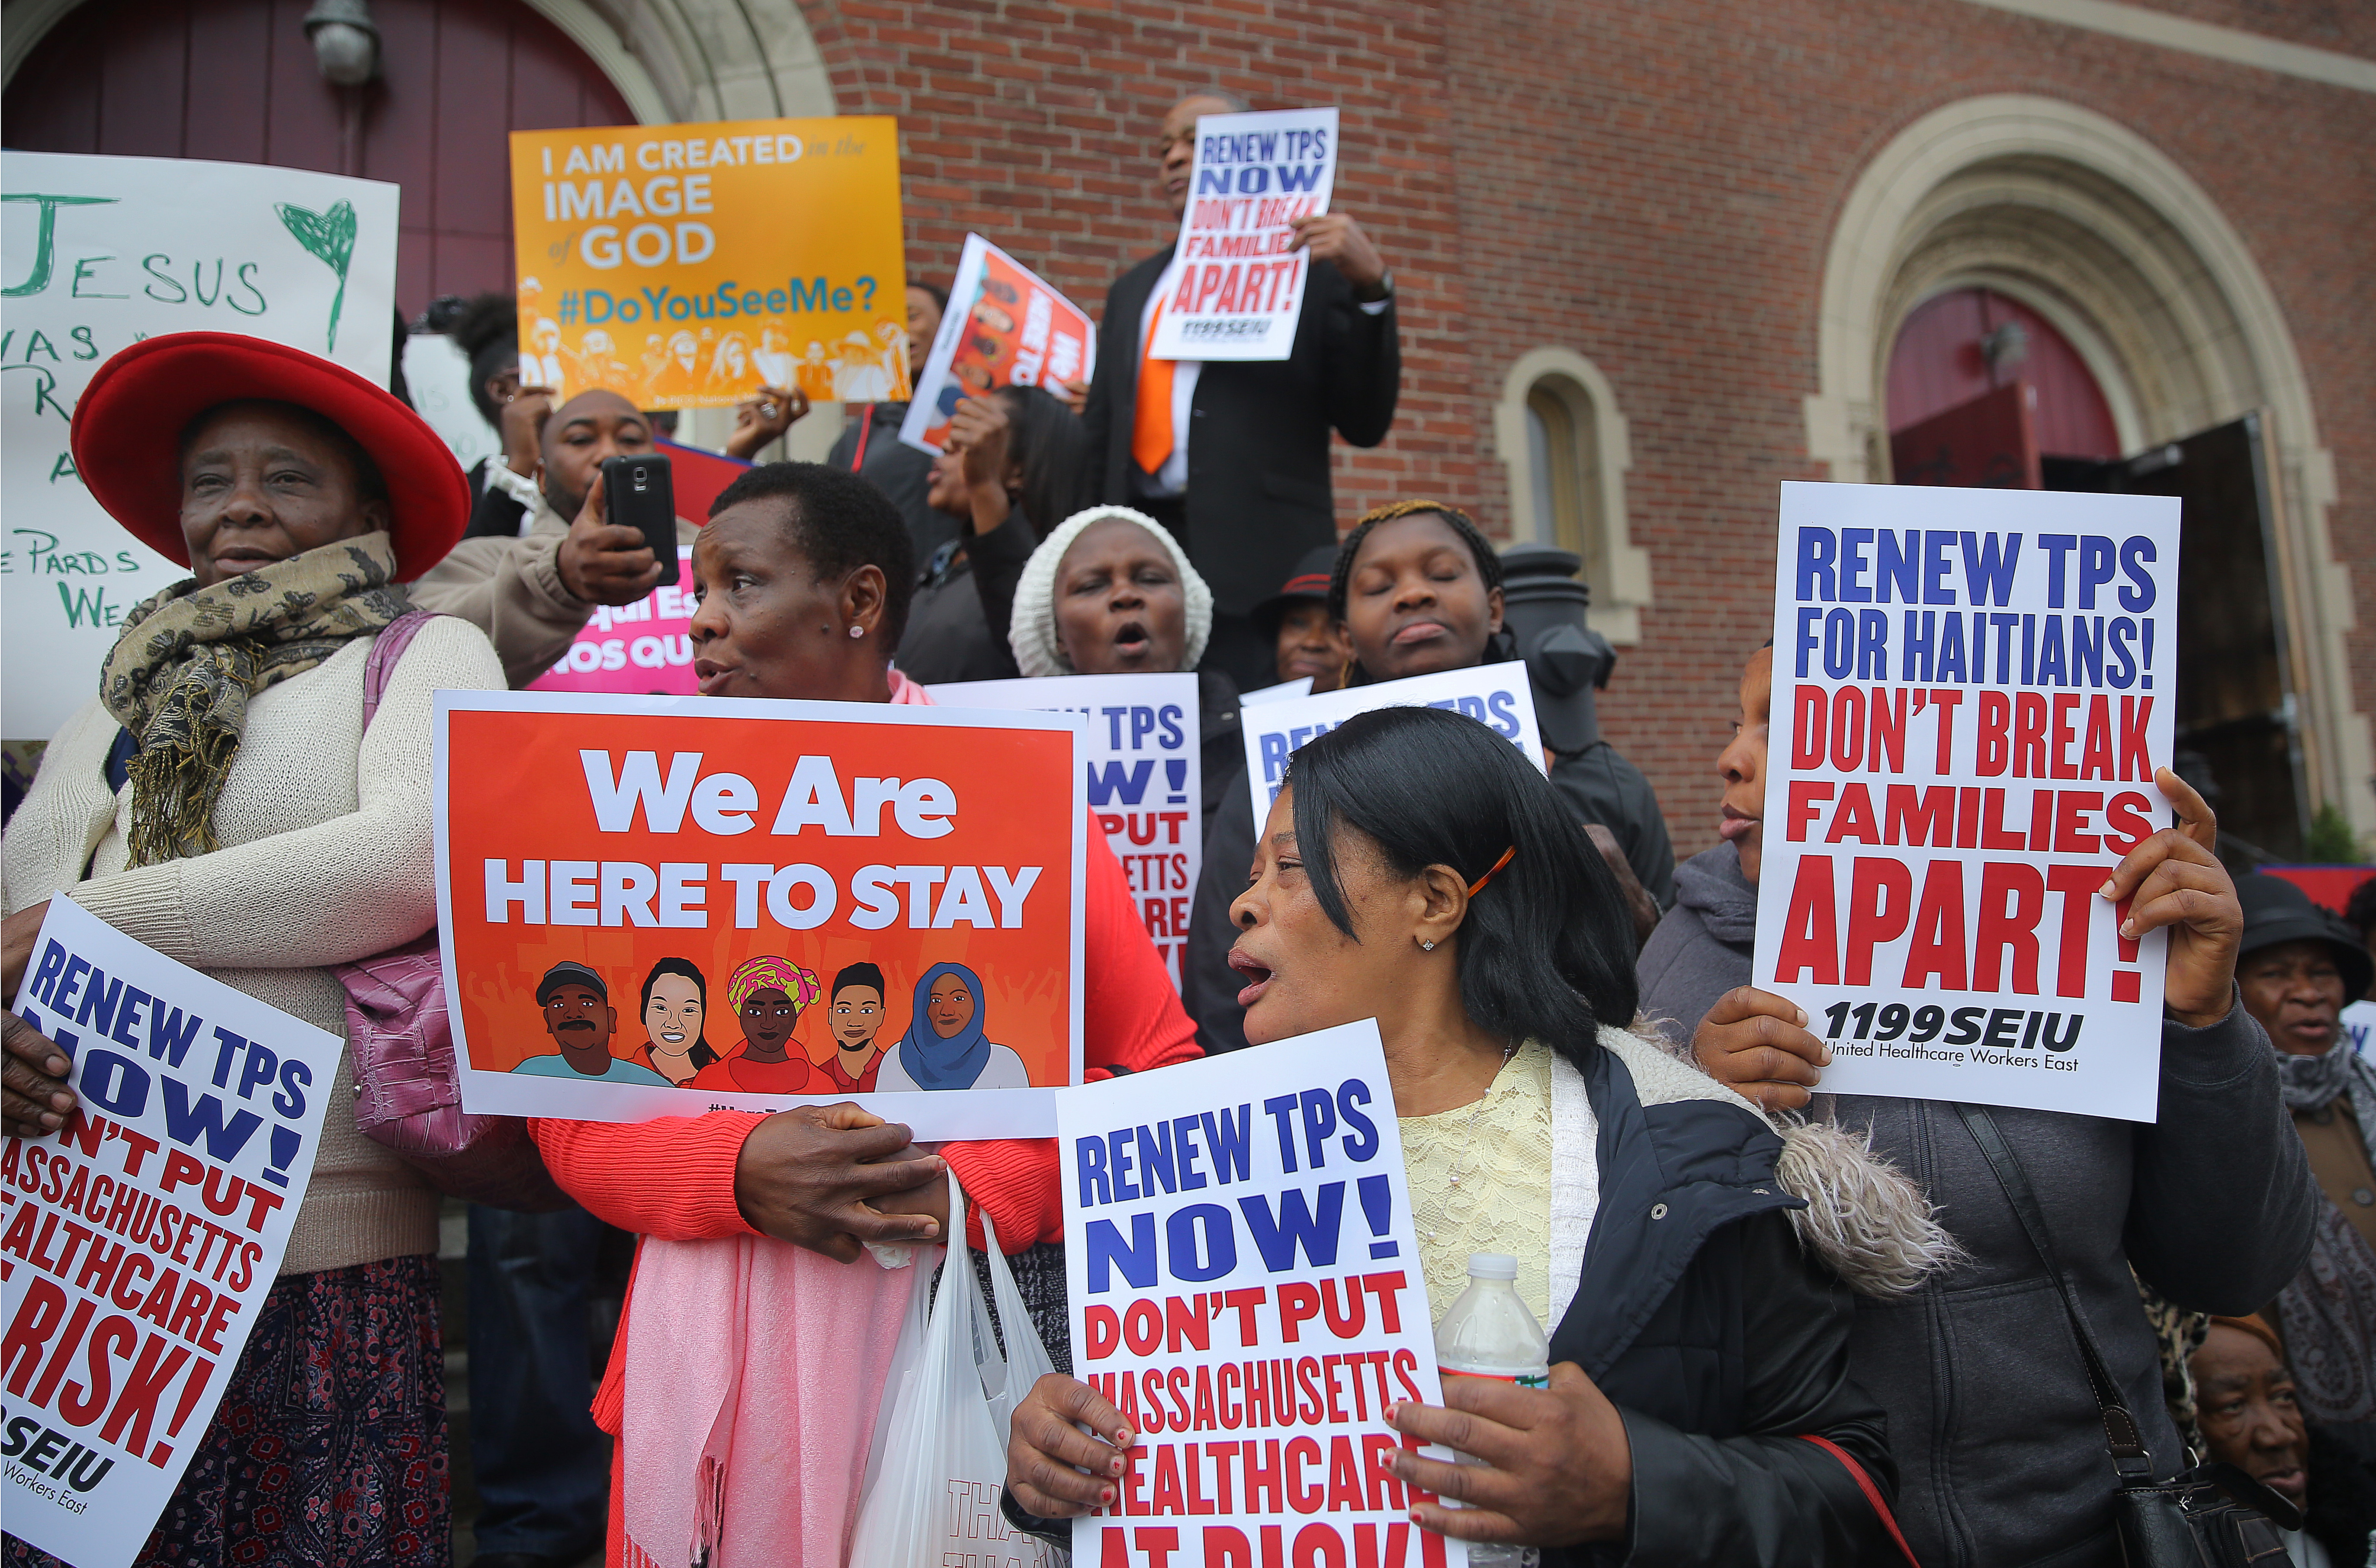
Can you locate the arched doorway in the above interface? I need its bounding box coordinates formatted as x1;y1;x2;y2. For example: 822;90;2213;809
2;0;635;313
1806;94;2360;859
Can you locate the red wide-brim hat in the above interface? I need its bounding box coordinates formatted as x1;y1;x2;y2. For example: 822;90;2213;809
71;331;468;583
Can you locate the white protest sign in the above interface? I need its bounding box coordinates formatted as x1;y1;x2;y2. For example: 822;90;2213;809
1754;481;2182;1120
2342;999;2376;1061
1149;109;1338;364
1240;677;1313;707
898;233;1096;455
1057;1020;1459;1568
401;331;498;475
1;152;399;742
1243;663;1544;825
2;897;340;1568
934;672;1203;988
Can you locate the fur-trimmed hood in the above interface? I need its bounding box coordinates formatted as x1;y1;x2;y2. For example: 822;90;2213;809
1600;1026;1961;1298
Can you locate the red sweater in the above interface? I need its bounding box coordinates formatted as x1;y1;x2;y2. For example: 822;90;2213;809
531;830;1200;1427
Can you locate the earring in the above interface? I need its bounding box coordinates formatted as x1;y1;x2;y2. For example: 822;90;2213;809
848;625;864;639
1420;938;1435;951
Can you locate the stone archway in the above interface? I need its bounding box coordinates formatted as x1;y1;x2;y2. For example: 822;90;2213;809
1803;93;2366;836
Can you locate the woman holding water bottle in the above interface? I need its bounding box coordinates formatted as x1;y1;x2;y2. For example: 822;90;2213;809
1004;705;1959;1565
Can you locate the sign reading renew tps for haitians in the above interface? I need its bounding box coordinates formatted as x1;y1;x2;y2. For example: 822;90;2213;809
3;899;341;1568
0;151;398;743
1753;482;2181;1121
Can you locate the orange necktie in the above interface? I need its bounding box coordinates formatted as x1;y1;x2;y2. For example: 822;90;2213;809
1133;298;1175;476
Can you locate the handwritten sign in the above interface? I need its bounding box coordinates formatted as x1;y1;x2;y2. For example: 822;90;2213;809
508;118;907;412
1753;482;2182;1120
933;673;1202;988
0;152;398;742
2;898;340;1568
899;234;1095;455
434;691;1086;1140
1148;108;1338;364
1242;663;1544;824
1057;1020;1454;1568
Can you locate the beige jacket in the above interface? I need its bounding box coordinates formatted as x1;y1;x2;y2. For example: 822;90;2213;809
411;498;701;689
3;617;507;1276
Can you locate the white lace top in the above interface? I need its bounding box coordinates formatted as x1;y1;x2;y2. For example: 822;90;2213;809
1399;1039;1599;1331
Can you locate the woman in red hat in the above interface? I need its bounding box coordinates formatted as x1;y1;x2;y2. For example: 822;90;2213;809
1;333;503;1568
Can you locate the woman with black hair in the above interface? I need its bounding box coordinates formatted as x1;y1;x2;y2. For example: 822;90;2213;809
1006;704;1934;1565
628;955;719;1084
1184;499;1672;1054
893;384;1090;683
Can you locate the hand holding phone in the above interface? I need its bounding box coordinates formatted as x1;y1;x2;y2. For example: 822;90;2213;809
600;453;680;587
556;463;669;606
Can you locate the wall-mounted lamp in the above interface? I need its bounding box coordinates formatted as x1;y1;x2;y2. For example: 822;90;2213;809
1981;320;2030;378
304;0;381;86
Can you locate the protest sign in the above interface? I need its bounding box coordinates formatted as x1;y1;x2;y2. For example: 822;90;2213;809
435;691;1086;1140
1753;481;2181;1120
898;234;1095;455
1243;663;1544;824
0;151;398;742
933;673;1203;988
508;118;907;412
1149;108;1338;363
1056;1020;1458;1568
1241;677;1314;707
2;898;340;1568
2342;999;2375;1061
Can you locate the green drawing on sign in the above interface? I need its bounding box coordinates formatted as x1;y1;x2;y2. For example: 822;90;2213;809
1;193;119;297
275;199;357;352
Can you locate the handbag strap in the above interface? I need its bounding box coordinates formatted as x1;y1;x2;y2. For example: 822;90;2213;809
1797;1434;1922;1567
362;610;445;732
1952;1103;2155;1482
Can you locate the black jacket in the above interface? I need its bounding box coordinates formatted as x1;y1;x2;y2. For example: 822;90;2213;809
828;401;958;564
1080;247;1399;615
1636;848;2322;1567
893;502;1037;685
1005;1032;1898;1565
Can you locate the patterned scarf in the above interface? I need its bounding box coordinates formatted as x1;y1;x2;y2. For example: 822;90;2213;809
2275;1036;2376;1166
98;532;407;867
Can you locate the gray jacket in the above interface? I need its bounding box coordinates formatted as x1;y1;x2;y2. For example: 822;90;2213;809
1638;842;2321;1567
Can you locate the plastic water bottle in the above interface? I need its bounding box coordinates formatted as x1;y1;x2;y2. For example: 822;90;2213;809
1433;1254;1550;1568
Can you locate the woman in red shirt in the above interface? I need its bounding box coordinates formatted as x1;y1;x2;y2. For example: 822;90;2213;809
527;462;1200;1567
686;956;825;1093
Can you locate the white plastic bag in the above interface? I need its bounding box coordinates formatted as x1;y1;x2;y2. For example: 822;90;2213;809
847;1176;1056;1568
979;1208;1058;1449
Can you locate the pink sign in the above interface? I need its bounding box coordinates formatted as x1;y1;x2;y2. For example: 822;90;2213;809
527;548;700;694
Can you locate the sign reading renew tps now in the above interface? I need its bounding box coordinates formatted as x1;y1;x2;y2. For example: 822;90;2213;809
1753;482;2182;1121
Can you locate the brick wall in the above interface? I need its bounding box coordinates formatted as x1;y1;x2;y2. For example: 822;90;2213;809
797;0;2376;862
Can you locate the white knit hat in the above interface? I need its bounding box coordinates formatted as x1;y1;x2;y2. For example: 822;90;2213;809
1007;505;1214;678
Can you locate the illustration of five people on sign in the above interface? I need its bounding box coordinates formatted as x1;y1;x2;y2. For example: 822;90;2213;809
511;954;1032;1092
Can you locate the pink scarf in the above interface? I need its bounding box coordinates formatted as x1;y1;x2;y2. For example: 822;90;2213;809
620;1238;915;1568
621;666;937;1568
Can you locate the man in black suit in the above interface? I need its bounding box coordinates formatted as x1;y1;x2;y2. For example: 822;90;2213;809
1075;90;1401;691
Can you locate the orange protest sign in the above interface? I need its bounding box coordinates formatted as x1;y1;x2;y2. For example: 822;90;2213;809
434;693;1085;1139
507;118;909;411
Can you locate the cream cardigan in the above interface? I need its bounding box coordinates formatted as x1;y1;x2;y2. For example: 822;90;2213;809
3;616;505;1276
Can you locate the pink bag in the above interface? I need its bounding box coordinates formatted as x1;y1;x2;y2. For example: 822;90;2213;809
335;611;571;1212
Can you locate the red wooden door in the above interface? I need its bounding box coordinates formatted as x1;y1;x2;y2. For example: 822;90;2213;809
3;0;634;312
1886;286;2120;461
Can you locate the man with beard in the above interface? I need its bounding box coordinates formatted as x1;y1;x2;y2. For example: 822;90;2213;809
413;389;700;687
514;962;669;1084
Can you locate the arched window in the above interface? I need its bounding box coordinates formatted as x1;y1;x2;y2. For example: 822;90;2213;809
1496;349;1652;643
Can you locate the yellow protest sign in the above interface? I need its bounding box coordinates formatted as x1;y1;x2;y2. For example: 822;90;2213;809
507;117;908;411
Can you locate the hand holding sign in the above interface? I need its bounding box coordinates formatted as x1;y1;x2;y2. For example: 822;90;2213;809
2097;766;2239;1027
1006;1372;1135;1517
729;1102;947;1262
1387;1362;1633;1549
3;1006;77;1137
1288;212;1386;296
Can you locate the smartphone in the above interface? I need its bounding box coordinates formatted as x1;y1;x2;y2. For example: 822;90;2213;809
600;453;679;586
